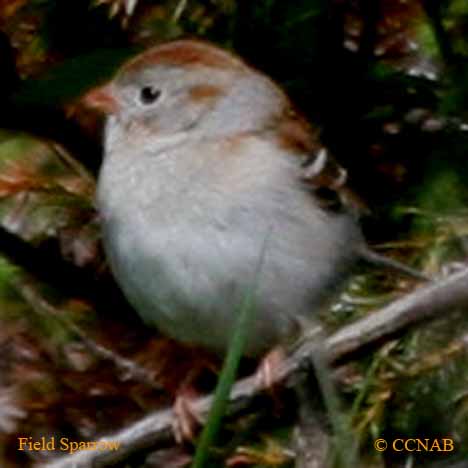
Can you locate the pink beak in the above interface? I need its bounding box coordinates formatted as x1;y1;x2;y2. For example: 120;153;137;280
82;84;119;114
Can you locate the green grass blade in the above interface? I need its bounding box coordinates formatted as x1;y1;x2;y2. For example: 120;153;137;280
191;232;271;468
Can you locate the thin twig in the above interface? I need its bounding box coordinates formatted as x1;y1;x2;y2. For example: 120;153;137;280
12;275;162;391
41;267;468;467
325;267;468;361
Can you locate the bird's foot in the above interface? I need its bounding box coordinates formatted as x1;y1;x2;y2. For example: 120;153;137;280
255;347;287;389
172;386;203;444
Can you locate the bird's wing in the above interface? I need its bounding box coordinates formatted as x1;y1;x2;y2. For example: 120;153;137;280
273;107;367;215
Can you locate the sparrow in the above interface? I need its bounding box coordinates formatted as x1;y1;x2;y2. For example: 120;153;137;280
83;39;416;358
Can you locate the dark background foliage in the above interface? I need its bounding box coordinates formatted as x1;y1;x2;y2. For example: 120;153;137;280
1;0;468;467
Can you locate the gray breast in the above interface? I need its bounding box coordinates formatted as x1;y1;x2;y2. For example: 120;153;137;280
97;136;362;356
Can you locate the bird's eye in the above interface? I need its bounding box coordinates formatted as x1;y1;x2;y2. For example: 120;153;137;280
139;86;161;105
